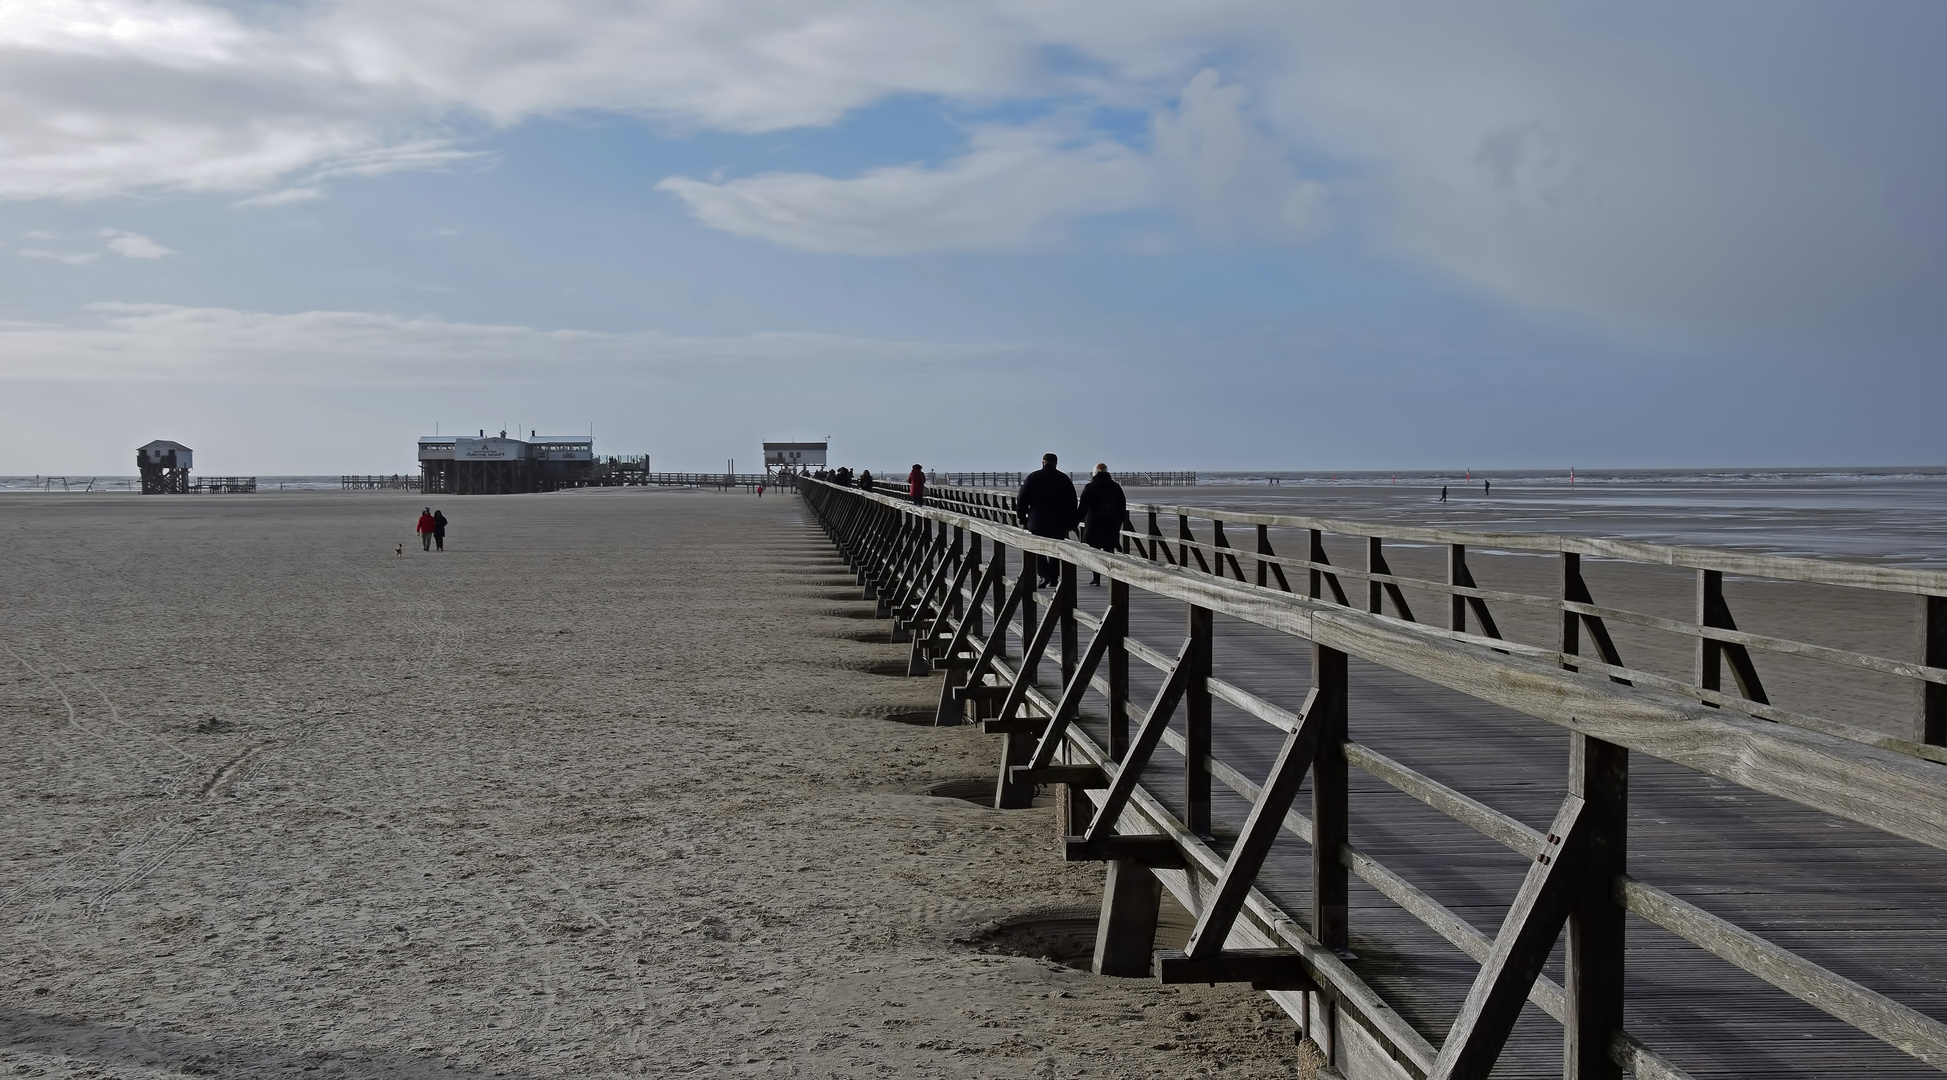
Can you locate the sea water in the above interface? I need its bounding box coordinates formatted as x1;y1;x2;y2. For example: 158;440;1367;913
4;467;1942;564
1189;468;1947;565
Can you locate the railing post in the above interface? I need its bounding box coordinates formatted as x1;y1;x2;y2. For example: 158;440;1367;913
1186;605;1213;838
1566;732;1628;1080
940;533;984;727
1561;552;1582;671
1060;560;1079;687
1697;569;1723;701
1309;529;1327;601
1108;578;1130;758
1448;543;1468;632
991;542;1007;636
1092;858;1163;978
1311;643;1349;952
1923;595;1946;746
1367;537;1386;614
1020;559;1038;677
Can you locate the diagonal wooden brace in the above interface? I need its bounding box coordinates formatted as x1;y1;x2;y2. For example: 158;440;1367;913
1180;687;1323;960
1082;638;1194;844
994;584;1072;722
1428;795;1594;1080
1021;606;1119;772
961;571;1032;690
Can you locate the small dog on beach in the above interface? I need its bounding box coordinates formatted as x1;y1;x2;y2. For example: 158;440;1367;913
396;544;403;556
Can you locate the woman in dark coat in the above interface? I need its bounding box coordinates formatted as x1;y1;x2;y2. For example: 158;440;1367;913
1075;463;1127;586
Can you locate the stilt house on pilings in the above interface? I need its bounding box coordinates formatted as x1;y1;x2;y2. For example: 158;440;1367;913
418;430;595;495
137;440;192;494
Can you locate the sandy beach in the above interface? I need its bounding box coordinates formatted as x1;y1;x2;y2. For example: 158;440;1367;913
0;489;1309;1079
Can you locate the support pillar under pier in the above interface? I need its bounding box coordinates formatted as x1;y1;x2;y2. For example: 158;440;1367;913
1092;859;1162;978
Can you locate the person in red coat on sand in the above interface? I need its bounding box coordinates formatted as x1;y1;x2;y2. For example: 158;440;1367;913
416;508;436;551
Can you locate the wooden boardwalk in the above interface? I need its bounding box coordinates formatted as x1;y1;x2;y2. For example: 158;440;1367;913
1097;590;1947;1077
800;479;1947;1080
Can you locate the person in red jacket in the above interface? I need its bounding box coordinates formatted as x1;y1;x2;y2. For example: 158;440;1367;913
415;508;436;551
907;463;926;505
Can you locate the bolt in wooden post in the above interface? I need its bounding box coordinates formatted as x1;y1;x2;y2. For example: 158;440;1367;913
1185;605;1214;838
1565;732;1628;1080
1923;595;1946;746
1311;643;1349;952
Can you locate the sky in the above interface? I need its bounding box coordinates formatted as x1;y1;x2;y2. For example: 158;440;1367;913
1;1;1943;475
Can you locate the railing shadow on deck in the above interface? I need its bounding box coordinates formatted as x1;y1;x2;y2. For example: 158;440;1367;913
799;478;1947;1080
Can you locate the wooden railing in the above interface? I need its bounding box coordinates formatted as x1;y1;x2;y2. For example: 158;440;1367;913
193;476;258;493
800;477;1947;1080
342;474;422;490
922;470;1198;488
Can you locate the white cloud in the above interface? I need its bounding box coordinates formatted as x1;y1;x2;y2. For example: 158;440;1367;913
0;1;1938;336
1151;70;1325;243
0;302;1011;385
658;71;1326;254
98;229;172;258
235;186;325;207
658;123;1154;254
18;248;96;264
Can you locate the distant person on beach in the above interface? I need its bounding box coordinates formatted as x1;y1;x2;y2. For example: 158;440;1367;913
432;510;448;551
1484;480;1491;497
1017;453;1078;588
416;508;436;551
1440;486;1448;503
859;469;874;492
756;483;764;497
908;464;925;505
1076;463;1126;586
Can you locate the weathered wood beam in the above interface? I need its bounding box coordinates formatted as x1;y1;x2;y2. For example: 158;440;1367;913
1083;640;1195;844
1182;687;1323;961
1697;568;1769;705
1429;796;1592;1080
1311;645;1349;953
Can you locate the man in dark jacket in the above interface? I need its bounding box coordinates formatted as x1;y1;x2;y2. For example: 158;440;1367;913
1075;464;1126;586
1016;453;1078;587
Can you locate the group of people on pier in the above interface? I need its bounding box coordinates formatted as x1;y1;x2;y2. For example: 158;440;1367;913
1017;453;1124;587
816;453;1127;586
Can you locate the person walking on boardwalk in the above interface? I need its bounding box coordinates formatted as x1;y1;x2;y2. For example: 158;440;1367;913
1076;463;1126;586
1017;453;1078;588
415;507;436;551
907;463;926;506
432;509;448;552
859;469;874;492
